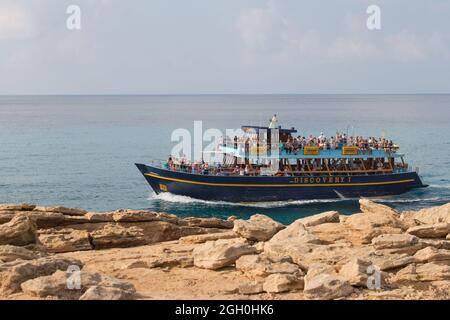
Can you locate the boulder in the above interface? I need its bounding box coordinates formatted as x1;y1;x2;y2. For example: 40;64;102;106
0;256;82;294
338;258;372;286
233;214;284;241
79;285;135;300
0;213;14;224
84;212;115;223
413;247;450;264
411;203;450;224
304;273;354;300
371;233;419;250
262;273;304;293
297;211;340;227
393;263;450;282
0;245;41;263
235;254;300;278
359;199;399;216
0;215;37;246
17;211;65;229
181;217;233;229
407;223;450;239
34;206;87;216
238;281;264;295
147;255;194;268
21;270;135;299
263;221;322;268
112;210;178;224
179;231;237;244
38;229;92;253
371;254;416;271
193;238;256;270
0;203;36;211
90;224;146;249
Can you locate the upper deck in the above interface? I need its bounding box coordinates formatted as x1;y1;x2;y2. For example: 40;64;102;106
219;145;403;160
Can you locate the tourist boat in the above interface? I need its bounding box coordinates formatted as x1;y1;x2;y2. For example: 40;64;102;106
136;124;427;202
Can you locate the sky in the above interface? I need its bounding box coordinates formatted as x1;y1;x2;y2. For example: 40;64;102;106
1;0;450;94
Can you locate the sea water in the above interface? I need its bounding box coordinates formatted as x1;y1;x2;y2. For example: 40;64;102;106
1;94;449;224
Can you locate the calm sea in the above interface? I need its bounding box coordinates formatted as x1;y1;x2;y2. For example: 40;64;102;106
1;95;449;224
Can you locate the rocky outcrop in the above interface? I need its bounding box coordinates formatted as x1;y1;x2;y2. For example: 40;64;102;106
407;223;450;239
393;263;450;283
34;206;87;216
338;258;372;286
413;247;450;264
90;224;146;249
80;285;135;300
409;203;450;224
2;201;450;300
38;229;93;253
235;254;300;278
179;231;237;244
297;211;340;227
262;273;304;293
0;215;37;246
0;245;41;262
0;256;82;294
193;238;256;270
304;273;354;300
233;214;284;241
21;270;135;300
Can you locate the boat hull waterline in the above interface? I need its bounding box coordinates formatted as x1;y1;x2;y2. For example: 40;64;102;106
136;163;427;202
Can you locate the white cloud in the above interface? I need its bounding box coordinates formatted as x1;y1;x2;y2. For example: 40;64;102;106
385;30;450;62
235;0;285;51
0;2;34;40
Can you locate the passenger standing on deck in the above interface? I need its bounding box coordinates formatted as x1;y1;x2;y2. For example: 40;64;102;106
269;114;278;129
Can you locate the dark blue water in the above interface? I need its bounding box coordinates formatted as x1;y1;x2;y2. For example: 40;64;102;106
1;95;449;224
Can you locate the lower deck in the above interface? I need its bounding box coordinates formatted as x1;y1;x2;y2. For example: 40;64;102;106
136;163;427;202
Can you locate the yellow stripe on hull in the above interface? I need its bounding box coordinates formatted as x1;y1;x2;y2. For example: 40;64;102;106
144;173;415;188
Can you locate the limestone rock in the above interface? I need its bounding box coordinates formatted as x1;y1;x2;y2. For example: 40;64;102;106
407;223;450;239
372;233;419;250
84;212;115;223
193;238;256;270
371;254;416;271
393;263;450;282
179;231;237;244
297;211;340;227
38;229;92;253
18;211;65;229
34;206;87;216
262;273;304;293
0;203;35;211
338;258;372;286
147;255;194;268
0;215;37;246
79;285;135;300
238;281;264;295
412;203;450;224
0;213;14;224
21;270;135;299
182;217;233;229
359;199;399;216
304;273;354;300
0;256;82;294
0;245;41;263
414;247;450;264
263;221;322;268
235;254;300;278
90;224;146;249
112;210;178;223
233;214;284;241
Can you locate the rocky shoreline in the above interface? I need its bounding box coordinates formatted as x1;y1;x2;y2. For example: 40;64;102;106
1;200;450;300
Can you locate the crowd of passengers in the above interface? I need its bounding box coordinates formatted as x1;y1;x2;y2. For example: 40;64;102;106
224;132;396;154
166;156;406;176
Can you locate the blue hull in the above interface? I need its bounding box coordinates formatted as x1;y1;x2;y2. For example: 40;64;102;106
135;163;427;202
